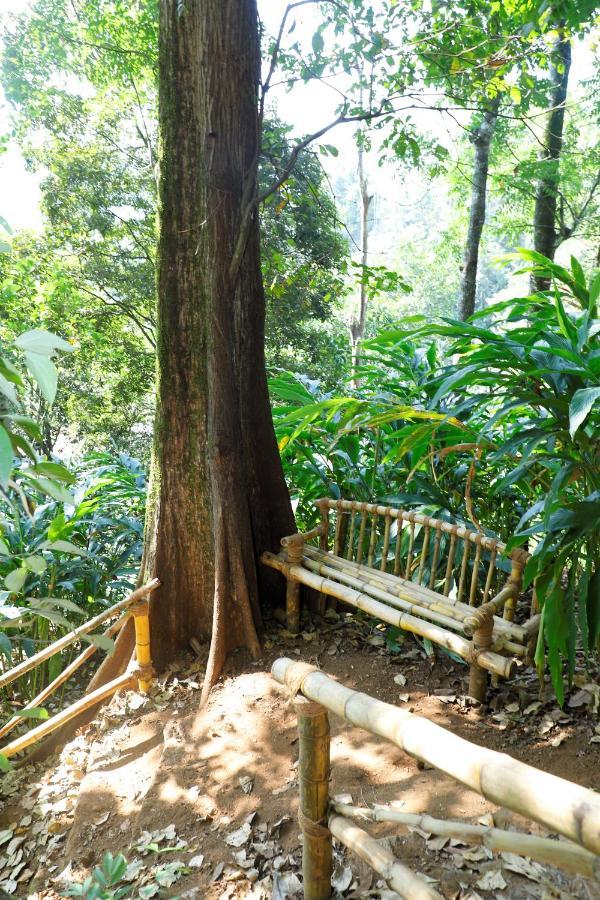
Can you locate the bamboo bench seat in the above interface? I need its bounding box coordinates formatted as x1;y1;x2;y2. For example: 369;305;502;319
262;498;538;702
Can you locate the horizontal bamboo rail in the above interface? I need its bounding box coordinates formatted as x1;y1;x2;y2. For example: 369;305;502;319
264;554;514;679
0;612;130;743
332;803;600;880
0;579;160;690
273;658;600;856
329;814;442;900
314;498;530;566
1;671;136;758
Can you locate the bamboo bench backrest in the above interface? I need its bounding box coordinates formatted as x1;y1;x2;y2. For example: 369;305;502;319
313;499;529;608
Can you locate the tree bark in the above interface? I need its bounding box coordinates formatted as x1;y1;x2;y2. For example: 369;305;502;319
144;0;294;686
350;142;373;386
458;97;500;321
532;31;572;290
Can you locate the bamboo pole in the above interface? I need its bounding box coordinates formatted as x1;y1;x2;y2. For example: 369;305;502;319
417;525;430;585
332;804;600;880
272;659;600;855
0;613;130;742
284;538;303;634
429;527;442;590
131;600;153;693
313;499;529;566
381;514;392;573
295;696;332;900
443;534;457;597
263;555;514;678
1;672;136;758
328;815;442;900
299;555;479;636
299;547;526;644
0;579;160;690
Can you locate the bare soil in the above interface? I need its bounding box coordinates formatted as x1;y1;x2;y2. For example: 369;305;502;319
1;611;599;899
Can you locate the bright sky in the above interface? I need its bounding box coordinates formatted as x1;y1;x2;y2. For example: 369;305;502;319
0;0;596;245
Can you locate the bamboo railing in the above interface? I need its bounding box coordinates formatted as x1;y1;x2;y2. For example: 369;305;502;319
0;579;159;758
272;658;600;900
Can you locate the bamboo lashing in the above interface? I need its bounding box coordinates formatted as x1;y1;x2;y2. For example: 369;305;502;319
273;659;600;855
1;672;136;758
329;815;442;900
0;613;130;742
0;579;160;690
332;804;600;880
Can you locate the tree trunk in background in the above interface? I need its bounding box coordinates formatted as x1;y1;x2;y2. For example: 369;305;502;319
350;143;373;386
143;0;294;688
532;31;572;290
458;97;500;321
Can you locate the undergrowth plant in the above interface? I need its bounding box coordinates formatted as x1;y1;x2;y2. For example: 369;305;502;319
271;251;600;701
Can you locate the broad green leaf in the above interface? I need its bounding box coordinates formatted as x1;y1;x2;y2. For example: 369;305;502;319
569;386;600;437
587;571;600;651
41;539;86;556
15;329;74;356
24;555;47;574
23;352;58;405
81;633;115;653
4;567;28;593
16;707;49;720
33;462;76;484
0;632;11;660
0;754;10;772
0;424;13;489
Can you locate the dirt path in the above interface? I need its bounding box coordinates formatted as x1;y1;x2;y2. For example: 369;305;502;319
1;614;599;899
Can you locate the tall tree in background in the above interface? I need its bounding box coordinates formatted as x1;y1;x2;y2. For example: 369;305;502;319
458;97;500;320
145;0;294;690
349;141;373;383
532;30;572;289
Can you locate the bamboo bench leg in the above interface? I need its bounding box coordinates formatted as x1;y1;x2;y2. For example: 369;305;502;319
285;541;303;634
468;615;493;704
295;695;332;900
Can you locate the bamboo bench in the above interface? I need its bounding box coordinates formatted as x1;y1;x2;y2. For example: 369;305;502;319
262;499;538;702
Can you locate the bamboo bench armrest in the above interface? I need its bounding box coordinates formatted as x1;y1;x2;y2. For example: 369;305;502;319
281;524;325;550
464;585;516;634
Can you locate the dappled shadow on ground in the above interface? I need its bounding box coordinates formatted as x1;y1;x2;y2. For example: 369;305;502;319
11;615;600;898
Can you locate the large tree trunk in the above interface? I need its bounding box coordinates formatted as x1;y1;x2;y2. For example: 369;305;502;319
350;143;373;386
144;0;293;686
532;31;572;290
458;97;500;321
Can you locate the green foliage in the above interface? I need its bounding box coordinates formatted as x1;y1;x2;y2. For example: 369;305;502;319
273;252;599;700
65;852;130;900
0;451;146;703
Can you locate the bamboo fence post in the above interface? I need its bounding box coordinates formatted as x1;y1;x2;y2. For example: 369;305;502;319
131;599;154;693
284;537;304;634
328;815;442;900
294;695;332;900
273;658;600;855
